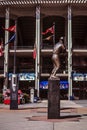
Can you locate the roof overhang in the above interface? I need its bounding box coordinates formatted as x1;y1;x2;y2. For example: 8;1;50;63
0;0;87;18
0;0;87;6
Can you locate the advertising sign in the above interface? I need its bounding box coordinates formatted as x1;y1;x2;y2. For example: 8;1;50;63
73;73;85;81
9;73;35;81
19;73;35;81
40;80;68;90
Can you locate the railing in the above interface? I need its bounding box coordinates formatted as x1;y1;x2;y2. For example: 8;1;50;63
10;45;54;50
10;46;34;50
41;44;53;49
10;45;87;50
73;45;87;49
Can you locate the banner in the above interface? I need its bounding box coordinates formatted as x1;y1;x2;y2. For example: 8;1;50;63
2;25;16;32
33;48;36;59
5;34;16;45
42;26;54;35
0;41;3;56
43;35;53;41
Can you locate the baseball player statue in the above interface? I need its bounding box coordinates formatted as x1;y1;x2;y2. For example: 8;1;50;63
50;37;66;79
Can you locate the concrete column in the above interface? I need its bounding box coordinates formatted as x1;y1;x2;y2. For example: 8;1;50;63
68;5;73;100
35;6;40;97
3;7;10;93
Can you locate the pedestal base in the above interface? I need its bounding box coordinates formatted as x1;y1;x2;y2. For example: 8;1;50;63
48;78;60;119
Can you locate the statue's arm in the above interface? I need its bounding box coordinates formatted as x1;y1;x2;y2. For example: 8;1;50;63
62;44;66;53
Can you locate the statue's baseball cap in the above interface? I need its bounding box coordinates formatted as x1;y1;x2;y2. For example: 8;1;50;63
60;37;64;40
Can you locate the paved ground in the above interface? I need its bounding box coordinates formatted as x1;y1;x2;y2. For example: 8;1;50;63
0;100;87;130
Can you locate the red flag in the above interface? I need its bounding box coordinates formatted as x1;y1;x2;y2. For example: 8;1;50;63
2;25;16;32
43;35;53;41
42;26;54;35
0;42;3;57
33;48;36;59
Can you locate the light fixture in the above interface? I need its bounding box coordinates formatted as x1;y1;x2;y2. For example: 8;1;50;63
18;1;22;4
0;0;86;6
13;1;16;4
73;0;75;3
23;0;27;4
54;0;56;3
35;0;37;4
16;1;19;4
57;0;59;3
84;0;87;3
43;0;46;4
5;1;9;5
29;0;32;4
38;0;40;4
62;0;64;3
51;0;53;4
65;0;67;3
60;0;61;3
46;0;48;4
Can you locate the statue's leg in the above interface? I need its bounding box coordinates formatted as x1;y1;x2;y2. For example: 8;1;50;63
50;55;60;78
51;64;55;75
53;67;59;76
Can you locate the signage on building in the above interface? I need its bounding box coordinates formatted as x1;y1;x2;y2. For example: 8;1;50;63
19;73;35;81
9;73;35;81
40;80;68;89
84;74;87;81
73;73;87;81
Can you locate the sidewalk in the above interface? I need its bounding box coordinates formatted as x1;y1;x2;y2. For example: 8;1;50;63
0;100;87;130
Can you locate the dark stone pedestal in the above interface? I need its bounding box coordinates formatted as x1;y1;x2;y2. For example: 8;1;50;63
48;78;60;119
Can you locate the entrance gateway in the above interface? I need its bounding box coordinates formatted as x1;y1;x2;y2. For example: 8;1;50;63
0;0;87;103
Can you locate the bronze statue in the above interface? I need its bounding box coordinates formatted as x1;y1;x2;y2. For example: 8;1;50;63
50;37;66;79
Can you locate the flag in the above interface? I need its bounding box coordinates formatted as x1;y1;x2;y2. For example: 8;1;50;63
33;48;36;59
2;25;16;32
0;42;3;57
33;45;36;59
5;33;16;45
42;26;54;35
43;35;53;41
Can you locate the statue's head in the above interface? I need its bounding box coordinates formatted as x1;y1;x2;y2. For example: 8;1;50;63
59;37;64;43
60;37;63;40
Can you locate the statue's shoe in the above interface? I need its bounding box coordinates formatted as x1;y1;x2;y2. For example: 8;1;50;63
49;75;60;80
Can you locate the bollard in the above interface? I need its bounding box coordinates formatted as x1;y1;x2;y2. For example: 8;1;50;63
30;88;34;103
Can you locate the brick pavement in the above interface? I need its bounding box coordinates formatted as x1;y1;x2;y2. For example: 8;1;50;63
0;100;87;130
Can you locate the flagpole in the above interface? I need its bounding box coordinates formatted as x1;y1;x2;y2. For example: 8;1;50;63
13;20;17;74
53;22;55;46
10;19;18;110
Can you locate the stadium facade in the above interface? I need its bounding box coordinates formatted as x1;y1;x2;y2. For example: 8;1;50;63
0;0;87;99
